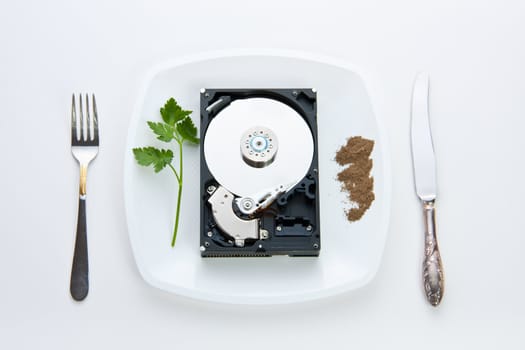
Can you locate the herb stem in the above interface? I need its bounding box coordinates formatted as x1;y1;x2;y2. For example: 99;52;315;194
171;140;184;247
168;164;180;183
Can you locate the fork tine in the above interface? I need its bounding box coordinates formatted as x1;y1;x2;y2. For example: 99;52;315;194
85;94;91;141
92;94;99;141
71;94;77;142
79;94;85;141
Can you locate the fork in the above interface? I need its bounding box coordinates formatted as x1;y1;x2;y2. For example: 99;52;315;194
70;94;99;301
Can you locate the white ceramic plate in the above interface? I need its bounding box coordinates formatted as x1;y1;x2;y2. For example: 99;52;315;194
124;50;391;304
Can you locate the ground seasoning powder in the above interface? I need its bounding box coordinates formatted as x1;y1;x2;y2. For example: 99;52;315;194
335;136;375;222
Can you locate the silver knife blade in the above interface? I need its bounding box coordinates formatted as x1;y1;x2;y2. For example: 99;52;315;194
411;72;437;202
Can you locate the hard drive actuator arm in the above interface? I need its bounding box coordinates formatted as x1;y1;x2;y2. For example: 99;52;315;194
207;186;259;247
207;184;289;247
234;185;288;216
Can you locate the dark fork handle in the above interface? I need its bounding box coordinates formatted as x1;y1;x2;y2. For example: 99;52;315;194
70;197;89;301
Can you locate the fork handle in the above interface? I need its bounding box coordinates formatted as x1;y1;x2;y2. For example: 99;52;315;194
70;197;89;301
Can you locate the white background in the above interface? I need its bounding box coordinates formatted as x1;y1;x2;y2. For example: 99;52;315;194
1;0;524;349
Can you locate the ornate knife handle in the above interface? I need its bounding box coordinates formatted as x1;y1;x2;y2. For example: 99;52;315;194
422;200;444;306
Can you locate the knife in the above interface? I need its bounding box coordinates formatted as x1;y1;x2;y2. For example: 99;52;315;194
411;72;444;307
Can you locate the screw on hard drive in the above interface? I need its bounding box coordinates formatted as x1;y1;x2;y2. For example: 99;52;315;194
204;241;210;247
207;231;213;237
306;225;313;232
207;185;216;194
276;225;282;232
313;243;319;249
292;90;298;96
200;246;206;252
240;198;254;210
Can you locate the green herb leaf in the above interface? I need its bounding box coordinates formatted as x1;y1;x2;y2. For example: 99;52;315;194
176;116;200;144
133;97;200;248
133;147;174;173
147;121;175;142
160;98;192;126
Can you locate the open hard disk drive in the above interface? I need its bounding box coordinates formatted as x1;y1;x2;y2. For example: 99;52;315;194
200;89;320;257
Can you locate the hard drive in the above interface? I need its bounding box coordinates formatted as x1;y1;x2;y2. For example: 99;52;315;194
200;89;320;257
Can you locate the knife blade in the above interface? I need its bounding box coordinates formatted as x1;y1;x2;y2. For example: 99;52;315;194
411;72;444;307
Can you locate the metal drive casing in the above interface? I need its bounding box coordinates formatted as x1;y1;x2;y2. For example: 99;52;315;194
200;89;320;257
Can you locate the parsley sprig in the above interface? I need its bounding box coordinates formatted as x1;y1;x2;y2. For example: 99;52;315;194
133;98;199;247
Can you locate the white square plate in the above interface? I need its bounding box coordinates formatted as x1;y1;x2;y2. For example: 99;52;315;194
124;50;391;304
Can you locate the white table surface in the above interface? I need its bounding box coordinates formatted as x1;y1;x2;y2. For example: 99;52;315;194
1;0;524;348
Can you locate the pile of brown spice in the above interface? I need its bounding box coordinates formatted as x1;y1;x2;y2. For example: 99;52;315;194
335;136;375;222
